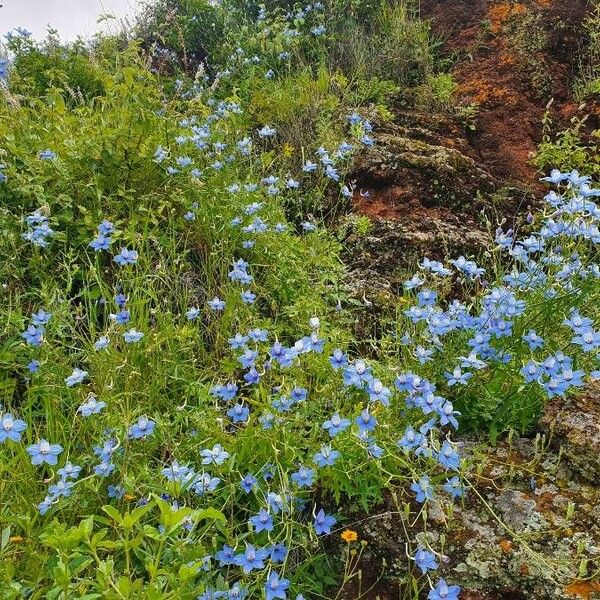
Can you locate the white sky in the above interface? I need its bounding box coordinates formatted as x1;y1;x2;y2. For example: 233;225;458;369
1;0;145;42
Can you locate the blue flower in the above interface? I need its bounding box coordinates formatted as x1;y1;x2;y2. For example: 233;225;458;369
0;413;27;442
193;472;221;495
58;462;82;480
208;297;226;311
248;328;268;342
342;360;373;388
269;543;288;563
38;149;57;160
216;544;236;566
211;382;238;401
238;347;258;368
227;403;249;423
113;309;130;324
265;572;290;600
229;333;249;349
413;547;439;574
523;329;544;350
78;396;106;417
244;368;260;385
313;508;336;535
98;220;114;235
411;476;434;503
176;155;193;168
27;360;40;373
123;329;144;343
314;443;340;467
27;439;63;466
290;387;307;402
31;309;52;326
443;476;465;498
322;413;351;437
428;578;461;600
108;485;125;499
291;466;314;488
89;235;111;251
113;247;138;266
154;146;167;163
241;290;256;304
438;441;460;470
94;336;110;351
258;125;277;138
65;368;88;387
355;409;377;435
115;293;127;307
249;508;274;532
200;444;229;465
444;367;472;387
572;327;600;352
241;473;257;493
421;258;451;276
439;401;460;429
267;492;287;514
161;460;191;483
48;479;74;498
21;325;44;346
186;307;201;321
234;544;269;573
368;379;391;406
128;416;155;439
229;258;253;284
94;461;115;477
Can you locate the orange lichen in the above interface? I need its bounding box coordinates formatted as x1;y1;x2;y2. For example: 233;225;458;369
565;581;600;600
488;3;527;33
499;539;512;553
457;78;520;107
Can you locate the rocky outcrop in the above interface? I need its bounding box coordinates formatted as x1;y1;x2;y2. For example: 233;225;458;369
353;122;497;212
336;436;600;599
541;383;600;484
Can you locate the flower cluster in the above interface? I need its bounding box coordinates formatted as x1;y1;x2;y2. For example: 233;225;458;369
22;210;55;247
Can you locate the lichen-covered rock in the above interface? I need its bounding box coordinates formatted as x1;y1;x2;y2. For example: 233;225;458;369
540;383;600;483
335;437;600;599
353;126;496;212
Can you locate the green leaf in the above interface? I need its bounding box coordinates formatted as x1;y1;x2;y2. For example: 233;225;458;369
121;503;153;531
101;505;123;526
195;507;227;525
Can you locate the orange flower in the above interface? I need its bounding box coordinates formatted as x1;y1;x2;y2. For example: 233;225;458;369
341;529;358;543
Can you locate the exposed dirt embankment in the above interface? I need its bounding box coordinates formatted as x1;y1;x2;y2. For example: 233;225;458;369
346;0;591;298
421;0;588;183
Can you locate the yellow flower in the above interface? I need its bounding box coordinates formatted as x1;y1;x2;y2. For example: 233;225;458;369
9;536;24;543
341;529;358;543
124;493;136;501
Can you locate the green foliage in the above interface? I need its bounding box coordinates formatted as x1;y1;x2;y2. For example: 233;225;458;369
534;112;600;178
414;73;457;110
574;1;600;100
326;1;435;88
8;41;106;103
135;0;229;71
503;7;551;99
